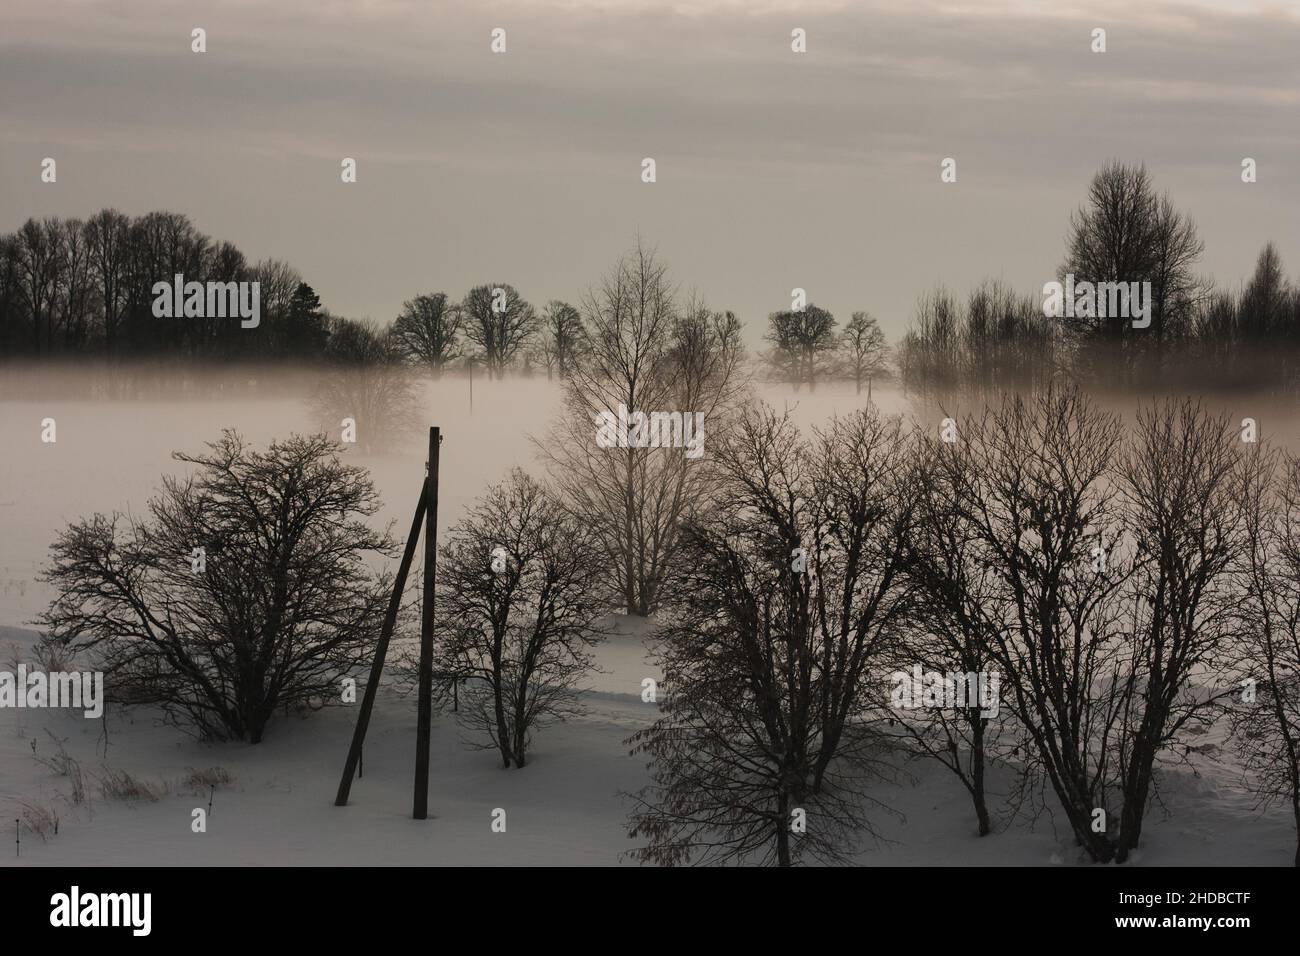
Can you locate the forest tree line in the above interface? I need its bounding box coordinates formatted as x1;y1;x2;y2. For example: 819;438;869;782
6;162;1298;399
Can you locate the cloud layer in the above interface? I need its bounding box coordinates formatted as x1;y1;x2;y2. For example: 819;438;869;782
2;0;1297;338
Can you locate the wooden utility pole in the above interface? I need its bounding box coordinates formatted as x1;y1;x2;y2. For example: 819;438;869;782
334;425;443;816
413;426;440;819
334;482;428;807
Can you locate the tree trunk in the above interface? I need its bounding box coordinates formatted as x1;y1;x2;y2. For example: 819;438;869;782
1292;788;1300;867
776;791;791;867
493;667;512;767
512;683;529;767
971;714;990;836
623;447;638;615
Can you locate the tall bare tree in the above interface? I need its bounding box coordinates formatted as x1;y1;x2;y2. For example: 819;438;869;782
538;299;585;380
1113;400;1250;861
901;441;1019;837
1062;161;1202;374
1233;444;1300;866
16;218;63;356
627;404;917;865
927;386;1134;861
766;304;836;389
84;209;131;355
462;283;536;377
840;311;888;396
539;243;744;616
392;291;462;374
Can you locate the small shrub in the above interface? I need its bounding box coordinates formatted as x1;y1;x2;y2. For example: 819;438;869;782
20;802;60;841
33;730;86;805
183;766;233;793
97;767;165;803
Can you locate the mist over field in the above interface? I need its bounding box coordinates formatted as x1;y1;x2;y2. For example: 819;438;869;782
0;367;917;623
3;364;1298;868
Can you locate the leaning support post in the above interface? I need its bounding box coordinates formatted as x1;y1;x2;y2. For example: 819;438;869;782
334;482;428;807
413;426;441;819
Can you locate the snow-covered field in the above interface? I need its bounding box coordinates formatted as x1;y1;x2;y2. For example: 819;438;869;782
1;376;1294;865
4;612;1291;866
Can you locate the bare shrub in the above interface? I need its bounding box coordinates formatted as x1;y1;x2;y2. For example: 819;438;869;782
97;767;166;802
32;730;86;805
40;431;394;743
183;766;233;793
437;469;608;768
20;801;60;841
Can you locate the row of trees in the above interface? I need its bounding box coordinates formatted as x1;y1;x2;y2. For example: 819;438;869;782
900;162;1300;396
10;162;1300;401
764;307;890;393
0;208;625;385
391;289;587;380
629;388;1300;865
0;211;331;360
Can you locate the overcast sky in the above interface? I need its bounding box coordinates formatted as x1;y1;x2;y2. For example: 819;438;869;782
2;0;1297;341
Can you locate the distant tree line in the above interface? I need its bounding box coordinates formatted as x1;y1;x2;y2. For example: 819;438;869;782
899;161;1300;396
0;210;584;382
9;168;1300;401
764;305;889;394
0;211;332;361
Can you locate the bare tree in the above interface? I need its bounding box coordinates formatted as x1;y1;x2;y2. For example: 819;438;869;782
626;403;916;865
1113;400;1250;861
1147;194;1206;348
1229;443;1300;865
1062;161;1203;375
918;388;1250;861
54;218;95;353
0;235;20;354
462;283;536;377
900;281;1056;400
928;386;1133;861
900;441;1018;836
436;469;607;768
899;286;962;396
539;243;744;616
765;304;836;389
84;209;131;355
839;311;888;396
16;218;63;356
538;299;585;380
392;292;462;374
38;432;393;742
